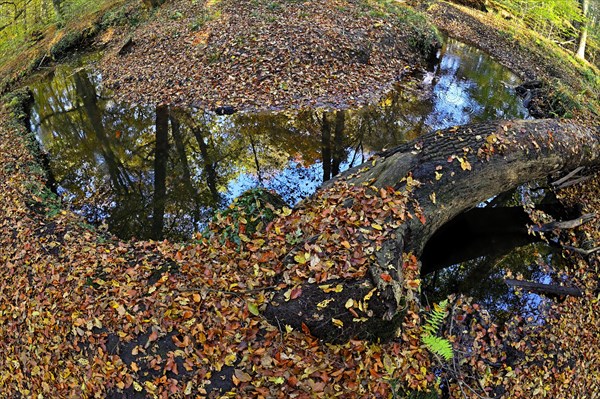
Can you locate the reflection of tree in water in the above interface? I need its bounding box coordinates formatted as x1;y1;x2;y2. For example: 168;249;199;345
421;184;570;326
426;39;528;130
423;235;566;326
29;40;530;240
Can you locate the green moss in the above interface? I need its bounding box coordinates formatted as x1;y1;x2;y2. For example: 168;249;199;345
50;31;84;60
207;188;288;247
3;87;33;123
101;3;143;28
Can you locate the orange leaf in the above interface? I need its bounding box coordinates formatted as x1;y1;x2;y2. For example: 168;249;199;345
301;322;311;335
287;375;298;386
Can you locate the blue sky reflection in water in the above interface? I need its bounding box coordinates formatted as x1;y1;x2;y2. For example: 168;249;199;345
28;38;528;241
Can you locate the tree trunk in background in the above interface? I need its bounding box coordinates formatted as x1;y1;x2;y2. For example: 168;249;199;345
321;113;332;182
51;0;63;20
576;0;589;60
171;110;221;206
331;110;345;177
265;118;600;342
170;114;202;225
74;71;131;194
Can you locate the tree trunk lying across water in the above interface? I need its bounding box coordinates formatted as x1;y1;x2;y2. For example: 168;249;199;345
265;118;600;342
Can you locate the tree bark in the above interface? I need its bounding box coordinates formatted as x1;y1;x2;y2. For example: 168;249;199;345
265;118;600;342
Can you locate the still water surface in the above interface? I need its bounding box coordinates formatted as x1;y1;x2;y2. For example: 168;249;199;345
28;38;528;241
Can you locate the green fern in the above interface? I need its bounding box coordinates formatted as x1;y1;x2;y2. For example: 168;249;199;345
421;299;453;361
421;335;453;361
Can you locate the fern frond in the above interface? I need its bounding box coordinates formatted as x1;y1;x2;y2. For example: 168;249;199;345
421;335;454;361
421;299;453;361
422;299;448;336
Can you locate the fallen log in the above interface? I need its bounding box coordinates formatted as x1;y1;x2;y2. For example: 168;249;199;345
265;118;600;342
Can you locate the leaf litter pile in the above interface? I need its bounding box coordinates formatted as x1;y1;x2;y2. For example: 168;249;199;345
0;110;439;397
100;0;438;109
2;102;600;398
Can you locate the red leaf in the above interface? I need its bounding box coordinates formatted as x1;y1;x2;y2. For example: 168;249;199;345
290;286;303;299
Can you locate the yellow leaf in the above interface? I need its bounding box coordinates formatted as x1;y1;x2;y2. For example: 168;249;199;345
184;381;193;395
224;353;237;366
239;234;251;243
319;284;343;293
371;223;383;231
345;298;354;309
280;207;292;217
247;302;259;316
341;240;351;249
486;134;497;144
133;381;143;392
144;381;157;392
294;253;308;265
458;157;472;171
332;318;344;328
363;288;377;302
271;376;285;384
435;171;443;180
429;193;436;204
317;299;335;308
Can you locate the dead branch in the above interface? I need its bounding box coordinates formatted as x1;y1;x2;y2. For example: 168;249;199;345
533;213;596;232
505;279;583;297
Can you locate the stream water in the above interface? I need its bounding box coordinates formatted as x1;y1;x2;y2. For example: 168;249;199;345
26;38;564;322
28;38;529;240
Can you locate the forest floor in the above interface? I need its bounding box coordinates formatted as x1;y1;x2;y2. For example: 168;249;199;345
98;0;440;110
0;0;599;398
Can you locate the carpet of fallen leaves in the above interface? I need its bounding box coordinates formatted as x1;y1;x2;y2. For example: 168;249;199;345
100;0;437;110
0;111;437;398
435;174;600;399
3;101;600;398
